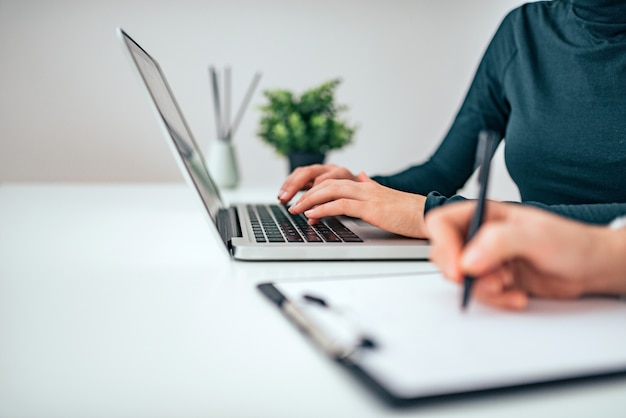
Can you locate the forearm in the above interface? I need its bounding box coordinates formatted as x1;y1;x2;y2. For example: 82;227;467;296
372;159;466;196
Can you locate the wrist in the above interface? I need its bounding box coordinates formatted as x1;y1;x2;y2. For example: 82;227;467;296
584;227;626;297
412;193;429;238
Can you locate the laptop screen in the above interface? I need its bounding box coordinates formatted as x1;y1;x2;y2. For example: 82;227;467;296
120;29;223;222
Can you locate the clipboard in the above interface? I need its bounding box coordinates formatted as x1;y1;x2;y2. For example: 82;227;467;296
258;272;626;406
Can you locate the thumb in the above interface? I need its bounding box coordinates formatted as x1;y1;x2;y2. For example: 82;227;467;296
460;223;522;276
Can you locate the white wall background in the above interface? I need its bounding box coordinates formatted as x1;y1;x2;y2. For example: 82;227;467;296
0;0;524;200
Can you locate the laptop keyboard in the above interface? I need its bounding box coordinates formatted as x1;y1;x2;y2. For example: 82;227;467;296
246;204;363;243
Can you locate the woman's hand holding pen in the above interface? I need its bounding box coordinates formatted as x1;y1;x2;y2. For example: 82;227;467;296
287;172;428;239
426;201;626;310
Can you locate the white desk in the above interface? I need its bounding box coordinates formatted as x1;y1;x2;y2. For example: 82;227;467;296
1;183;625;418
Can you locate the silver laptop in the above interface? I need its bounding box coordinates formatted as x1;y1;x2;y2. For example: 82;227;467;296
118;28;429;261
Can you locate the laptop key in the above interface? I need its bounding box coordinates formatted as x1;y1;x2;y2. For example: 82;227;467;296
313;224;342;242
249;204;362;244
325;218;363;242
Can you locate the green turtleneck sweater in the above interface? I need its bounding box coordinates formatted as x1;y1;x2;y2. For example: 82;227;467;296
372;0;626;224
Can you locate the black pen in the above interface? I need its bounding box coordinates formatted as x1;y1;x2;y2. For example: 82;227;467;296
462;130;499;310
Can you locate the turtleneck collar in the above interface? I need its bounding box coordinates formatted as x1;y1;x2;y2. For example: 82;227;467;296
570;0;626;24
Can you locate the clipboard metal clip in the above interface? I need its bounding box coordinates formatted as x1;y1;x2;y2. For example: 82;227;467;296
282;294;377;359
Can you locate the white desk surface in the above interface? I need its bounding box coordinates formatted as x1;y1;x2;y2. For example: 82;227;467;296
1;183;625;418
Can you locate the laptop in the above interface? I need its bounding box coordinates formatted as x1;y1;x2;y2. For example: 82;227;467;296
118;28;430;261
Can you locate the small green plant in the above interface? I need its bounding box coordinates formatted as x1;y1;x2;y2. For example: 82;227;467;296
257;78;357;156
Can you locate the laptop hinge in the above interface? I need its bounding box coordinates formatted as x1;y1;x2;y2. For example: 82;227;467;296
217;207;242;251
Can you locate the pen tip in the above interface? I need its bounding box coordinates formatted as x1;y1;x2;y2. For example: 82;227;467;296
461;281;471;310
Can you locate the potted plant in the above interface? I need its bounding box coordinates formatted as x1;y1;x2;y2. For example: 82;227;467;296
257;78;358;172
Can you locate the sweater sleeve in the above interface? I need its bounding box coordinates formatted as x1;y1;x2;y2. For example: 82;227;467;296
371;11;517;197
424;192;626;225
522;201;626;225
423;191;469;214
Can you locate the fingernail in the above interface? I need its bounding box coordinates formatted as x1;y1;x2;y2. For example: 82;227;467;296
510;294;528;310
446;263;461;283
461;247;480;269
304;209;314;217
289;203;300;212
278;190;288;200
